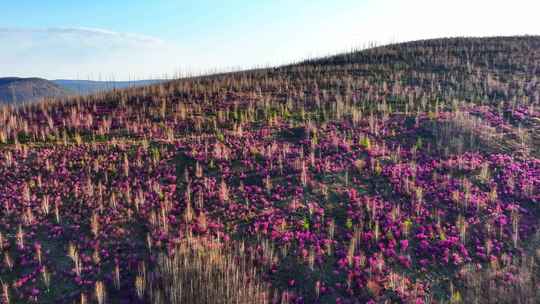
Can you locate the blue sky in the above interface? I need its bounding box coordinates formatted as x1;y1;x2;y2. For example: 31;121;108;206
1;0;538;80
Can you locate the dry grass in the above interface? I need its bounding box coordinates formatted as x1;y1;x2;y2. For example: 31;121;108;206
140;236;271;304
458;230;540;304
419;107;536;157
422;110;497;155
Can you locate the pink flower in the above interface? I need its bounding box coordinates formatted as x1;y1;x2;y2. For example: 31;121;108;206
400;239;409;251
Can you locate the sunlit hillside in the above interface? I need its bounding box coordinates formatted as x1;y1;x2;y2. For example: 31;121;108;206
0;36;539;304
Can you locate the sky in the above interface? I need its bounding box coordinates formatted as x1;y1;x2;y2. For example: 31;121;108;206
1;0;538;80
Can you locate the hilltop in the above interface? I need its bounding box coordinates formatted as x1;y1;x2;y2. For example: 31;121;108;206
0;36;538;304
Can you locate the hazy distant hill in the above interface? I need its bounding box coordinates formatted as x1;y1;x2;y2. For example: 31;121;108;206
0;77;67;105
53;79;166;95
0;78;167;105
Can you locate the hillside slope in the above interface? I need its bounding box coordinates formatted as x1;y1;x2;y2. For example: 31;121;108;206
0;77;67;104
0;36;538;304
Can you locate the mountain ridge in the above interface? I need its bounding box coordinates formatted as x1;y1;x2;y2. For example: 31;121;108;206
0;77;167;105
0;77;67;105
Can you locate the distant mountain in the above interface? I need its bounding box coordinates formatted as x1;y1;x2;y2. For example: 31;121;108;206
0;78;167;105
53;79;166;95
0;77;68;105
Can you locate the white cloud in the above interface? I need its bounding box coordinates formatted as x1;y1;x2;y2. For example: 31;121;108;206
0;27;164;44
0;27;180;80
